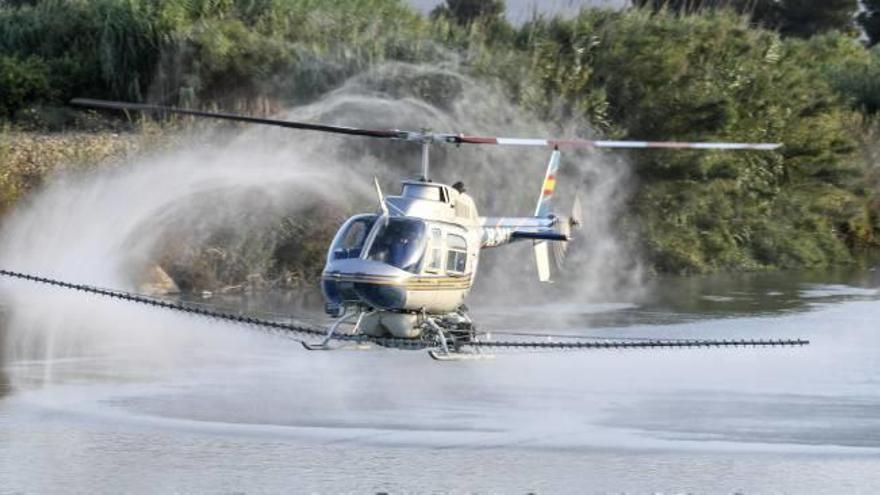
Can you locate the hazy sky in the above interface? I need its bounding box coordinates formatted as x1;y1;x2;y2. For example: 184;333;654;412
409;0;629;24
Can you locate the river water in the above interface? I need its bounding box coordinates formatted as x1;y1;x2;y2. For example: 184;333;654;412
1;268;879;493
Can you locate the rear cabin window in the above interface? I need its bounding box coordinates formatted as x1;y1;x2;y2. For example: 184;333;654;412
446;234;467;274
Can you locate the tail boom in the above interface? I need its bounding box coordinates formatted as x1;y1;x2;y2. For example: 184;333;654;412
478;216;561;248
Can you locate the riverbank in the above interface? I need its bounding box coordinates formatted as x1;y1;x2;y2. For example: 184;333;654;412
1;123;878;295
0;127;169;215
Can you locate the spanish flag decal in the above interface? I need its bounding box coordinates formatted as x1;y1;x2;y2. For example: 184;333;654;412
534;149;561;218
542;175;556;197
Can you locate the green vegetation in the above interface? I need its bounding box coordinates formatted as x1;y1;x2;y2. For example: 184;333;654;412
509;11;878;272
1;0;879;284
635;0;861;38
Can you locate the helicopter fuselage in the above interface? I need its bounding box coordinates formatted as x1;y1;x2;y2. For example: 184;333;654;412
320;179;563;338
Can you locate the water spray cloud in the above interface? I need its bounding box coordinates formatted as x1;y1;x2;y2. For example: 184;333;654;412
0;62;641;372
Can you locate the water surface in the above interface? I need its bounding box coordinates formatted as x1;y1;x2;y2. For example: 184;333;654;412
2;269;879;493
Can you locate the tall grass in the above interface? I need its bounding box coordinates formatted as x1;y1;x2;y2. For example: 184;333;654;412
0;0;440;111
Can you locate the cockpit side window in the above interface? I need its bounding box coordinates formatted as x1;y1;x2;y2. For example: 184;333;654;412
366;218;427;273
330;215;376;260
446;233;467;274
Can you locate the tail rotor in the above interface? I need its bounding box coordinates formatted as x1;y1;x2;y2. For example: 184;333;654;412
550;192;583;271
532;150;584;281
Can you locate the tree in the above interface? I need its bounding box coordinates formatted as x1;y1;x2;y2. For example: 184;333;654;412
633;0;859;38
430;0;505;25
632;0;773;14
859;0;880;46
776;0;858;38
0;0;39;6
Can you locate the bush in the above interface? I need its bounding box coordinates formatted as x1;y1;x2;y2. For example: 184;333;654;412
0;54;50;117
825;45;880;115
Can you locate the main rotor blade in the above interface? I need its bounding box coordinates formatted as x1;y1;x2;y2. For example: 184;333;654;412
70;98;406;140
71;98;781;150
456;135;782;150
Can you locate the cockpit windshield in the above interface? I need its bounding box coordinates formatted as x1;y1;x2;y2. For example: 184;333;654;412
365;218;427;273
329;214;377;260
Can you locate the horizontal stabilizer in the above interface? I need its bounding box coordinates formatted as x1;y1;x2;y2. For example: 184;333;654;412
512;231;568;241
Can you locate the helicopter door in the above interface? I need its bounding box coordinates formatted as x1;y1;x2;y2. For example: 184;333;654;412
425;227;443;273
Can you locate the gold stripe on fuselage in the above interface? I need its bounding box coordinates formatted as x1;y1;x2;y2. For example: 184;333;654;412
322;272;472;291
406;275;472;291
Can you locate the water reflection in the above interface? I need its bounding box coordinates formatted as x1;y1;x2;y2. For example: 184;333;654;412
648;266;880;315
473;267;880;332
0;328;7;398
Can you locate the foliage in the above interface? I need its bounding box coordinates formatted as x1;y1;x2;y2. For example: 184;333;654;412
0;129;149;214
0;0;431;114
633;0;861;38
513;10;875;272
772;0;859;38
821;44;880;115
430;0;505;24
0;55;51;117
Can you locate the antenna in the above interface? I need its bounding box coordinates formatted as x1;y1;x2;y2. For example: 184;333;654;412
421;140;430;181
373;177;388;216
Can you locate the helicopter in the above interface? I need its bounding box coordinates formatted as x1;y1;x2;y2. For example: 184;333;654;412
64;98;805;360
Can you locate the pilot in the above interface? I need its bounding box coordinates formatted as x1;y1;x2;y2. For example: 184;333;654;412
389;235;410;261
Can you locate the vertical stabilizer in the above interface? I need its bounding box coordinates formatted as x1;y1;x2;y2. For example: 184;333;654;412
534;150;560;282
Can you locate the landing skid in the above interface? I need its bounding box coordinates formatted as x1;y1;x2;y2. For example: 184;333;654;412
303;307;490;360
302;341;371;351
422;309;492;361
428;349;494;361
302;341;334;351
302;309;367;351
